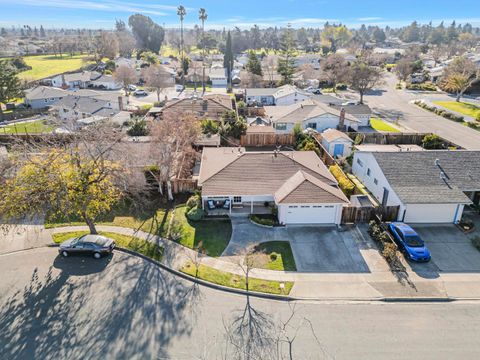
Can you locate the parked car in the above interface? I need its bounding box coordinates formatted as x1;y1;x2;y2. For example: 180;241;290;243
128;84;137;91
58;234;115;259
389;222;431;262
133;89;148;96
175;84;184;92
312;89;322;95
341;100;359;106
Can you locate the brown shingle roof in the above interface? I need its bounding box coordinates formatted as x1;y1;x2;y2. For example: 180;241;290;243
275;170;349;204
199;148;339;197
161;94;232;121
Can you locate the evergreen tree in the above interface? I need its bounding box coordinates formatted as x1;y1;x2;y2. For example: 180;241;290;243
246;51;262;76
277;25;296;85
0;61;24;118
223;31;234;89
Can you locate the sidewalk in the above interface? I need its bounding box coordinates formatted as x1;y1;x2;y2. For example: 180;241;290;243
46;224;480;301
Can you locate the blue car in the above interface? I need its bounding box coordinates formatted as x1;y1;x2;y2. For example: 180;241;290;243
389;222;431;262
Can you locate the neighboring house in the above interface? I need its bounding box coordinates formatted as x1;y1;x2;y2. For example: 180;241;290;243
352;149;480;223
209;67;228;88
198;148;349;225
51;95;119;121
264;99;361;134
294;55;321;70
329;104;372;127
159;94;233;122
24;86;67;109
321;128;354;158
50;71;101;89
89;74;122;90
245;85;310;106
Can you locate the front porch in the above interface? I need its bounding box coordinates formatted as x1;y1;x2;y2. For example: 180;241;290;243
203;197;275;216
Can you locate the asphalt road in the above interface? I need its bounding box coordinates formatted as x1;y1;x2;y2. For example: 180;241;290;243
2;248;480;360
358;72;480;150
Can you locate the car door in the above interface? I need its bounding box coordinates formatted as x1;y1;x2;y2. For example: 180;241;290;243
392;227;406;250
81;242;95;255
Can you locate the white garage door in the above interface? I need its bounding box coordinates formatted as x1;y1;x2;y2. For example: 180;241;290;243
403;203;458;223
284;205;337;224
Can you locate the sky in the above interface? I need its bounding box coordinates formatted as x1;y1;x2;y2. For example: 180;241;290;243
0;0;480;30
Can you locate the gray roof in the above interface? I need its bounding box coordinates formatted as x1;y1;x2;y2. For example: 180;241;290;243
53;95;114;116
373;151;480;204
330;104;372;116
25;86;67;100
245;88;278;96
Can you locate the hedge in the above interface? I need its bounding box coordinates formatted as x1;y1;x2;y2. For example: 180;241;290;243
414;100;464;122
406;82;437;91
329;164;355;197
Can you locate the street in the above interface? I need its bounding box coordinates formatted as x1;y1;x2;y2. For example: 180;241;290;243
2;248;480;360
358;72;480;150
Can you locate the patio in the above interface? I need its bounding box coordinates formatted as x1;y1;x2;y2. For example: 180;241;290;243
203;198;274;216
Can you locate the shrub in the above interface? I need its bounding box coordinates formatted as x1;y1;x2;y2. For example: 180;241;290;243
249;214;276;227
186;206;205;221
186;194;201;212
422;134;444;149
201;119;219;135
467;122;479;129
395;83;402;90
329;164;355;197
476;113;480;122
472;236;480;251
127;118;149;136
405;82;437;91
382;243;397;262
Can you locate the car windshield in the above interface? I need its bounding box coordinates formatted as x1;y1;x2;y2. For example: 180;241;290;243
404;235;424;247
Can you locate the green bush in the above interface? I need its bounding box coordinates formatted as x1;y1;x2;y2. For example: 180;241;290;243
201;119;219;135
186;206;205;221
422;134;444;149
329;164;355;197
406;82;437;91
186;194;201;212
249;214;277;226
127;118;149;136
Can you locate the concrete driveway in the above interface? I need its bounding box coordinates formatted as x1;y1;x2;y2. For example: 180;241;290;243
406;224;480;273
225;217;388;273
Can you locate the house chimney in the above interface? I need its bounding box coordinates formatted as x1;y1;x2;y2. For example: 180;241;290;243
118;96;124;111
338;107;346;131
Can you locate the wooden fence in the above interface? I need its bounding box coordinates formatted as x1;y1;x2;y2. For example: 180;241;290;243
346;132;460;148
341;205;399;224
172;179;197;194
313;135;336;166
240;133;294;147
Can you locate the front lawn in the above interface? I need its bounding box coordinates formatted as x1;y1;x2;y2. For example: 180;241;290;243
45;200;172;237
180;262;293;295
252;241;297;271
0;119;54;134
53;231;164;261
170;205;232;257
433;101;480;119
18;54;93;81
370;118;400;132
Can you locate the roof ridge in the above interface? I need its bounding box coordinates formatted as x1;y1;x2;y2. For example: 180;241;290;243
200;150;246;183
275;170;306;203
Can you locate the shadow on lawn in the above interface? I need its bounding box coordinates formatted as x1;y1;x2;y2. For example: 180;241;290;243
0;252;202;360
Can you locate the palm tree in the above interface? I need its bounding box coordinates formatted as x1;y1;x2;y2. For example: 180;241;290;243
177;5;187;87
199;8;208;93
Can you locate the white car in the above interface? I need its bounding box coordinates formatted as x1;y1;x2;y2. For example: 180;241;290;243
133;89;148;96
128;84;137;91
341;100;359;106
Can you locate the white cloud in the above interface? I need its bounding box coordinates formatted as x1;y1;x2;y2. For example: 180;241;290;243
356;17;382;22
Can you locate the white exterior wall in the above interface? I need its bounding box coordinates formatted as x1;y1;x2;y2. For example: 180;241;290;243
278;203;343;225
275;93;309;106
246;95;275;106
322;138;353;157
91;81;121;90
211;79;227;88
356;114;370;127
26;97;64;109
274;114;359;134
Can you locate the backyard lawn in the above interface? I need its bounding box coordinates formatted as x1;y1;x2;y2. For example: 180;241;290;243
252;241;297;271
433;101;480;119
18;54;92;81
180;262;293;295
370;118;400;132
0;119;54;134
52;231;164;261
171;204;232;257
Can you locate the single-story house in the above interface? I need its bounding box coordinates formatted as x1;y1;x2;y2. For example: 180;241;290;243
50;71;102;89
245;85;310;106
352;150;480;223
51;95;120;121
24;86;67;109
264;99;361;134
198;147;349;225
321;128;354;158
209;67;227;88
329;104;372;127
89;74;122;90
159;94;233;122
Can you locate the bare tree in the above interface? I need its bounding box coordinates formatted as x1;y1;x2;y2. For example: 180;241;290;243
320;53;349;93
143;64;172;102
347;59;384;104
94;31;119;60
149;112;200;200
394;58;415;83
240;71;263;88
116;31;136;58
114;65;138;96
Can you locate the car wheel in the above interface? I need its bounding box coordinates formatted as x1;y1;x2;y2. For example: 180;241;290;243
61;251;69;257
93;252;102;259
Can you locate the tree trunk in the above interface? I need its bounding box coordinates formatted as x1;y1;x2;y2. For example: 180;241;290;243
84;216;98;234
359;91;364;104
167;180;174;201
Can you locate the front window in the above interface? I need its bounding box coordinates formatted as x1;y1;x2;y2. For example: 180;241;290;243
307;122;317;129
357;158;363;167
233;196;242;203
367;168;371;176
276;123;287;131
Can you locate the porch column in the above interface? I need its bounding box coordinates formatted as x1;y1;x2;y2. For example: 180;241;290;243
251;199;253;213
229;196;232;214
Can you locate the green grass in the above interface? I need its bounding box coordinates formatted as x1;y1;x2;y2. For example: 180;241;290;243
0;119;54;134
18;54;93;81
370;118;400;132
180;262;293;295
52;231;163;261
45;201;172;237
170;205;232;257
253;241;297;271
433;101;480;119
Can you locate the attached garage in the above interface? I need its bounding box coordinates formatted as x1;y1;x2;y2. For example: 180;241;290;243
278;204;342;225
402;203;463;224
